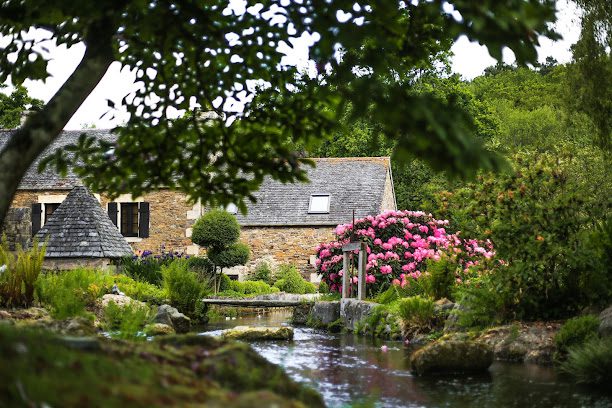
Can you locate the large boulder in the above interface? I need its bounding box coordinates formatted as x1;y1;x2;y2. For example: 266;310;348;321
477;322;559;364
154;304;191;334
410;339;494;376
292;303;314;325
222;326;293;341
99;294;146;310
599;305;612;337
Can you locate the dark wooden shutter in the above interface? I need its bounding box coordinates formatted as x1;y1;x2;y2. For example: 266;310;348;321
31;203;42;236
108;202;118;226
138;202;150;238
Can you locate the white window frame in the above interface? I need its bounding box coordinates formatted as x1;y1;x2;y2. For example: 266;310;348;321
109;195;144;243
308;194;330;214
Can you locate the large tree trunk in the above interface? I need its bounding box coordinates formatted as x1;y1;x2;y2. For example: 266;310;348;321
0;29;114;227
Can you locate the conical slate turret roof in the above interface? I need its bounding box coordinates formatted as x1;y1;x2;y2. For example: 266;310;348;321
35;186;133;258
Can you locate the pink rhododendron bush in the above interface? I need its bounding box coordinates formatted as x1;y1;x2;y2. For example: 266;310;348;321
315;210;494;295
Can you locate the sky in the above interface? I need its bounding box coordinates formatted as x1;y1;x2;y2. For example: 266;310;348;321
9;1;581;130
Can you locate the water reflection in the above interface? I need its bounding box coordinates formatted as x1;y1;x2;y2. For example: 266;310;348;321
202;310;612;408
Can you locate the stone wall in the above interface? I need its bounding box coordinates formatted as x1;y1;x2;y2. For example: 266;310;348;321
2;207;31;250
4;190;336;280
240;226;335;278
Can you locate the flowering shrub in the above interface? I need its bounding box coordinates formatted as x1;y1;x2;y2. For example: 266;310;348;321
119;249;188;286
315;210;494;296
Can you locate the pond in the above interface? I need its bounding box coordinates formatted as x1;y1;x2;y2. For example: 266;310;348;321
202;310;612;408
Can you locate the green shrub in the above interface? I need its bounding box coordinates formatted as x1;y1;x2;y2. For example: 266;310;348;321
161;260;205;317
452;275;507;328
274;264;307;294
303;281;317;294
249;261;273;284
318;280;329;294
36;268;100;319
187;256;215;275
208;243;250;269
561;338;612;385
0;237;46;307
102;301;150;340
113;276;167;304
228;280;279;296
375;285;418;304
397;296;435;328
421;253;457;300
360;302;402;339
118;256;163;286
555;315;600;354
218;273;232;292
191;209;240;249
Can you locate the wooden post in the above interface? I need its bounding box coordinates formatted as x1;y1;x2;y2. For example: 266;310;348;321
357;242;367;300
342;252;350;299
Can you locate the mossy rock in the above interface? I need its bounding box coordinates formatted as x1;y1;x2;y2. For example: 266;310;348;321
0;326;323;407
144;323;175;336
222;326;294;341
410;339;493;376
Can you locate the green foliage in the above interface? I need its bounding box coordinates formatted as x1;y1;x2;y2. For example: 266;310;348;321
191;210;240;249
0;237;46;307
36;268;167;319
555;315;600;354
421;254;458;300
207;243;250;269
397;296;435;329
248;261;273;284
4;0;559;224
358;303;402;339
217;273;232;292
561;338;612;386
443;152;611;319
161;260;206;317
220;280;279;297
452;276;507;329
0;84;42;128
273;264;311;294
317;280;329;294
102;300;150;341
36;269;97;319
375;285;418;305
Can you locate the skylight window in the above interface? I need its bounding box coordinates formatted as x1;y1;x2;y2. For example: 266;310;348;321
309;194;330;214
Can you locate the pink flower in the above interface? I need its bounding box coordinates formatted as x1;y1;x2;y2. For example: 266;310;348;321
380;265;392;274
366;274;376;283
392;278;401;286
374;238;382;246
352;276;359;284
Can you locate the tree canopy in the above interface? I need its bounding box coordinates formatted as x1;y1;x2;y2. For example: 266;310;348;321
0;85;42;129
0;0;559;225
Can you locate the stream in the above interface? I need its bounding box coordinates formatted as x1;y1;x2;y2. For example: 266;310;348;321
201;310;612;408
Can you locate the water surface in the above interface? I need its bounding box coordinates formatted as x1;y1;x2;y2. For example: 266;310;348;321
203;310;612;408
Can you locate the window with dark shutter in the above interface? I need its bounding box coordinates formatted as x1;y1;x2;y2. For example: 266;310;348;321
31;203;42;236
108;202;118;226
139;202;150;238
120;203;139;237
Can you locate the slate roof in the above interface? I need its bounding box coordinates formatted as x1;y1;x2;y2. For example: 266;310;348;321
0;130;116;190
236;157;392;227
34;186;133;258
2;130;394;227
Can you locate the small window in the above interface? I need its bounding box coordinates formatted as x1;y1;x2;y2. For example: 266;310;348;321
120;203;139;237
309;194;330;214
43;203;60;225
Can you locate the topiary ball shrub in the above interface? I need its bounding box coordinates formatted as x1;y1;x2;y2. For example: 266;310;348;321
191;209;240;249
208;243;250;269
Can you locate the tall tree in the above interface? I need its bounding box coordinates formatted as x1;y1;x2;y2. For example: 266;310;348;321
0;85;42;129
568;0;611;151
0;1;559;225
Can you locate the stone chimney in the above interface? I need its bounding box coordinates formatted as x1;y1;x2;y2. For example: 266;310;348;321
20;109;35;127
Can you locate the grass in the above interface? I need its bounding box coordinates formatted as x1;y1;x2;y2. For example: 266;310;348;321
561;337;612;386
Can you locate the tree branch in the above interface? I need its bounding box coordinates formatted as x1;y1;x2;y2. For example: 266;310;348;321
0;26;114;226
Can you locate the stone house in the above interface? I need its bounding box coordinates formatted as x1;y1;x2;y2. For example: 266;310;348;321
1;130;396;279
